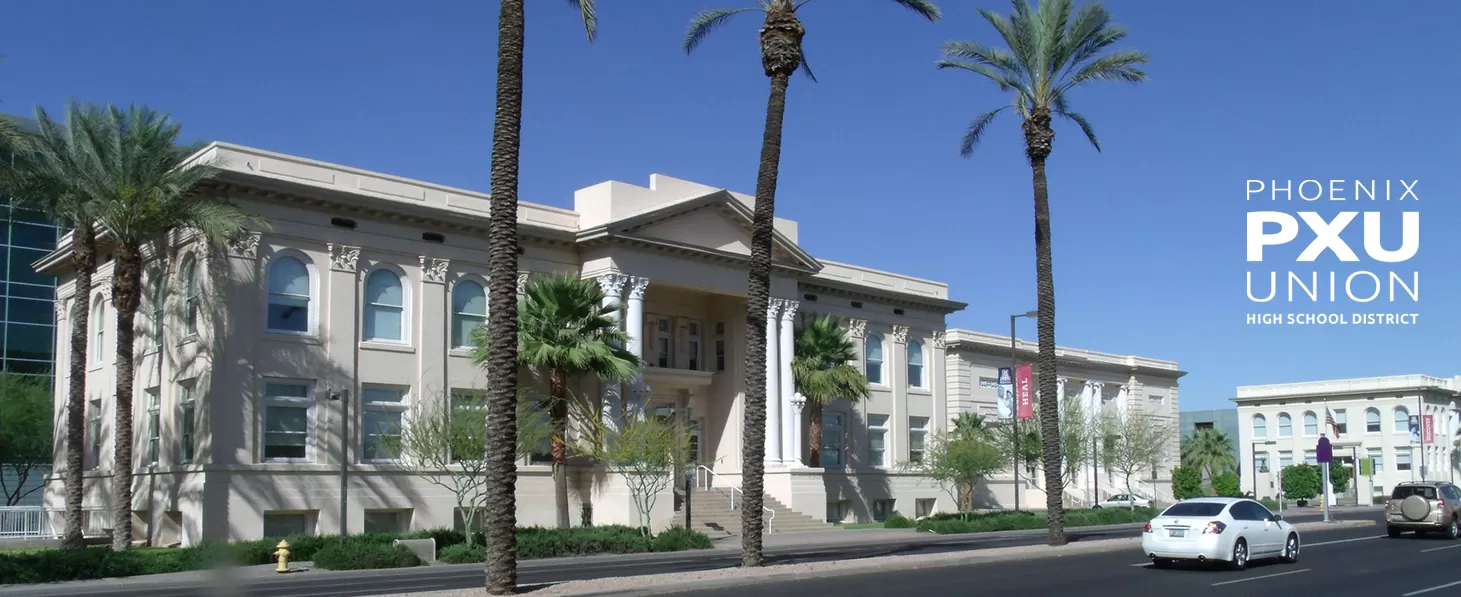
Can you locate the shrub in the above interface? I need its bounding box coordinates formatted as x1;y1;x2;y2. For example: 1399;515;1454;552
518;525;650;559
312;543;422;571
651;526;713;552
439;543;487;564
1260;498;1281;511
1281;464;1321;501
1211;471;1242;497
884;515;915;529
915;507;1157;535
1171;466;1203;500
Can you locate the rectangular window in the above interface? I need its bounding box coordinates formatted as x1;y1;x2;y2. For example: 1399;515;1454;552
821;412;844;468
361;385;407;462
826;501;847;524
449;389;487;464
915;498;936;518
1368;447;1384;473
908;416;929;465
1304;449;1317;465
1149;394;1165;405
1335;409;1348;436
363;509;411;534
145;388;161;466
261;381;313;462
715;322;726;371
687;321;701;371
1278;450;1293;469
1397;448;1413;471
88;398;102;470
651;316;671;368
527;395;553;465
872;499;894;523
262;511;313;538
866;414;888;468
1255;452;1270;473
179;381;197;464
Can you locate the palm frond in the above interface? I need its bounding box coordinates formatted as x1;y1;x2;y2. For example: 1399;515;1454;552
959;107;1008;158
683;7;760;55
473;274;640;384
798;51;818;82
792;315;869;405
1053;95;1099;151
889;0;942;21
1064;49;1148;88
936;60;1022;92
567;0;598;42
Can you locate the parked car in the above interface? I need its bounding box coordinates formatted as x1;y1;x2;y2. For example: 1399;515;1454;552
1141;497;1300;570
1095;494;1151;509
1386;481;1461;539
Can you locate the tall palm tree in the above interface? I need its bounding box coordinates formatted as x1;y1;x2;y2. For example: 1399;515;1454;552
482;2;596;592
473;274;638;530
0;103;105;548
683;0;940;567
80;105;252;550
1181;428;1238;482
791;315;869;467
936;0;1147;545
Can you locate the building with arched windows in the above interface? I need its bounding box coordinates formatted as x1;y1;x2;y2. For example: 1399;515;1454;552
1234;375;1461;505
36;142;1183;545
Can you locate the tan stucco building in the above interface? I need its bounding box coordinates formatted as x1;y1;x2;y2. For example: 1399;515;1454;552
40;143;1183;545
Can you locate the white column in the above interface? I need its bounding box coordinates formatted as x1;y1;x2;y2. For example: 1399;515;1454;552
1075;381;1093;497
597;274;627;432
1115;384;1129;423
1056;377;1067;420
765;299;783;464
791;396;805;465
1090;381;1105;493
625;276;649;418
779;300;799;466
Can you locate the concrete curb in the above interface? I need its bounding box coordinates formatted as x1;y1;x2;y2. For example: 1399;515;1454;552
527;519;1375;596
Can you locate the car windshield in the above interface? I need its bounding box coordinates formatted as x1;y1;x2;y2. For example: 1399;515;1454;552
1161;502;1227;517
1392;486;1439;500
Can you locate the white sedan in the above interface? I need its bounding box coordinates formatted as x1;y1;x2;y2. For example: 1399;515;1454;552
1140;497;1301;570
1094;494;1151;509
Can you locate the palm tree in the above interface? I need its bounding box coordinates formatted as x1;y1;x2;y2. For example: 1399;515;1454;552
0;103;105;548
791;315;870;467
473;274;638;531
683;0;940;567
482;2;596;592
936;0;1148;545
1181;428;1238;482
77;105;252;551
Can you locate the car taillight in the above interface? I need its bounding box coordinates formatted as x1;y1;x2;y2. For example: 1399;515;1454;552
1144;522;1152;533
1203;521;1227;535
1439;499;1447;510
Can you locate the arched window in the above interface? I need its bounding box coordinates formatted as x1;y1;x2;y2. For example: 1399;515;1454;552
266;256;312;333
906;339;925;388
1303;411;1318;436
91;296;106;363
1366;408;1381;433
1252;414;1267;439
149;272;164;348
451;279;486;348
1277;413;1292;437
1395;407;1410;433
364;269;405;342
181;257;201;335
864;334;884;385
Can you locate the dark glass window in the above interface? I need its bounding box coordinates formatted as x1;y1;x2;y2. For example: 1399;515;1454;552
10;223;56;250
4;359;51;374
8;283;54;300
7;297;51;325
1161;502;1227;517
6;323;53;361
7;248;50;286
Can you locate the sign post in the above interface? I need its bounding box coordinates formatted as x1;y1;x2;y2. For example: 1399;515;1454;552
1317;436;1333;523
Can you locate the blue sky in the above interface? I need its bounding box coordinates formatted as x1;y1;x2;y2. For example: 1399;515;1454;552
3;1;1457;411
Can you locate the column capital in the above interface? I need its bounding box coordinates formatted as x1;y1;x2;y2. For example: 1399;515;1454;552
846;318;867;339
766;299;782;318
517;271;531;294
420;257;450;284
596;273;629;296
225;232;261;260
891;325;909;344
328;244;361;273
626;276;649;300
55;298;69;322
779;299;799;320
931;330;946;349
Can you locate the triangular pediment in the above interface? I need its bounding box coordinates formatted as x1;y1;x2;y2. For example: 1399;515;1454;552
603;191;821;273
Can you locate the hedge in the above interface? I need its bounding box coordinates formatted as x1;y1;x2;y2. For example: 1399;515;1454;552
914;507;1158;534
0;525;713;585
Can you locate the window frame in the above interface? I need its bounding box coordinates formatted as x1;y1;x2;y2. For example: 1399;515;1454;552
145;387;161;466
362;268;409;343
265;254;316;335
259;380;316;463
1303;411;1318;436
1394;407;1410;433
864;334;885;386
360;384;409;463
179;380;197;464
1366;408;1382;434
866;414;889;468
821;411;845;468
450;278;487;349
1277;412;1292;438
1252;414;1267;439
90;296;106;365
1396;447;1413;471
906;338;925;389
88;398;103;470
908;416;930;465
1367;447;1383;473
181;256;201;337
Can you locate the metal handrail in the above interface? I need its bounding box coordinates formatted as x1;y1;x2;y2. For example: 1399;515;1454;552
695;465;775;529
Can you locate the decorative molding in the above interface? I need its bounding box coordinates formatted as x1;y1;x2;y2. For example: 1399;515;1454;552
766;299;782;318
97;286;113;301
420;257;450;284
328;244;361;273
626;276;650;301
932;330;946;349
891;325;909;344
225;232;260;259
846;318;867;339
596;273;629;297
55;299;69;321
517;271;530;294
779;299;799;320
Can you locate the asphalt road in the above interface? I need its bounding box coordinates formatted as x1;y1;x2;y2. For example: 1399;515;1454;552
0;510;1378;597
680;515;1453;597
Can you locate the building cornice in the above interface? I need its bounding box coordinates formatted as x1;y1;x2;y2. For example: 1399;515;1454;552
1231;374;1461;404
945;328;1185;379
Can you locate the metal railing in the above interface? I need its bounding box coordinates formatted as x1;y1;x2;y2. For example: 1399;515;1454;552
0;507;112;539
695;465;775;530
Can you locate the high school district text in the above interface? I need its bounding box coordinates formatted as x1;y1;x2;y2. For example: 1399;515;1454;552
1247;313;1419;325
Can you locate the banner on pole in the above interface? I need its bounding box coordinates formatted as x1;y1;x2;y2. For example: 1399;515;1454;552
1423;415;1435;445
1316;436;1332;463
996;367;1014;419
1015;365;1034;420
1410;415;1422;445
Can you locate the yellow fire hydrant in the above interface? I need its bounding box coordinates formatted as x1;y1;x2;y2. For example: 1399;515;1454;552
274;540;291;573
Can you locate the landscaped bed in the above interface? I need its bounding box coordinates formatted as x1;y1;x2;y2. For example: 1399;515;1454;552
888;507;1159;534
0;525;713;585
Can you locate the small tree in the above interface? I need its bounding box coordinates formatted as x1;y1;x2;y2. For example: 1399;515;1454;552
1098;410;1174;508
0;373;52;506
1170;466;1203;500
582;413;687;537
1281;464;1321;502
906;421;1007;510
1211;471;1241;498
392;389;550;545
1327;461;1352;494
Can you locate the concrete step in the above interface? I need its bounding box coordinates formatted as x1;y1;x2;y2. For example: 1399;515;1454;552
672;486;833;535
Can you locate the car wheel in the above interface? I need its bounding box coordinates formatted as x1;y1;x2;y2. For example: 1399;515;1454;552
1280;533;1300;563
1151;557;1172;569
1229;538;1249;571
1388;527;1404;538
1448;521;1459;540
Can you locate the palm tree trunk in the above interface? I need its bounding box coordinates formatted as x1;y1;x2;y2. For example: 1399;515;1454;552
485;0;526;592
549;369;571;529
807;402;823;468
1024;108;1066;547
62;228;96;549
740;5;803;570
110;243;143;551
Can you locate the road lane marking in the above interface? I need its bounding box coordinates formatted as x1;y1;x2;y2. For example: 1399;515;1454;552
1402;580;1461;596
1420;543;1461;553
1210;568;1309;586
1128;534;1383;566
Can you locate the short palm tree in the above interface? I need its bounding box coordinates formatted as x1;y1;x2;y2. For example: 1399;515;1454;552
791;315;870;467
683;0;940;567
481;2;596;592
473;274;637;531
0;103;105;548
81;105;252;551
936;0;1148;545
1181;428;1238;482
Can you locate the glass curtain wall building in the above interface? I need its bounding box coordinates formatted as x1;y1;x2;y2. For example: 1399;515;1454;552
1;115;59;375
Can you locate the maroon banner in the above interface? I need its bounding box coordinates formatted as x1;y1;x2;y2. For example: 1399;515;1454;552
1423;415;1435;445
1016;364;1034;420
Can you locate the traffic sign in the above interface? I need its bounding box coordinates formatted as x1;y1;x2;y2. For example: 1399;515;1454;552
1316;436;1333;463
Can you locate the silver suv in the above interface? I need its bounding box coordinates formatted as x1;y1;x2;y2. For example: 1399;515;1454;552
1386;482;1461;539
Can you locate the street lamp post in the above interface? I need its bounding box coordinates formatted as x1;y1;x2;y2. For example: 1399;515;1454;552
1010;310;1037;513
